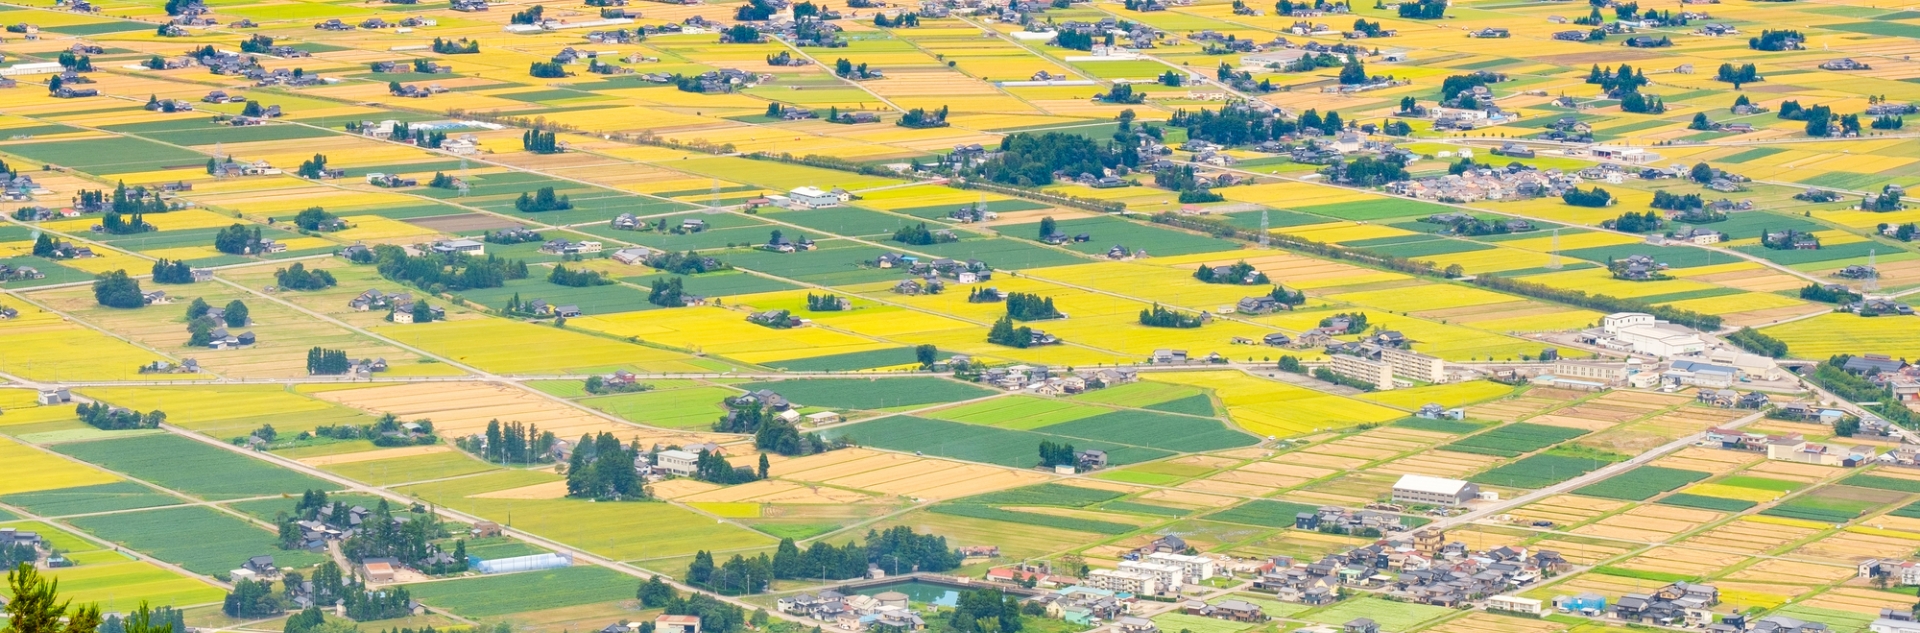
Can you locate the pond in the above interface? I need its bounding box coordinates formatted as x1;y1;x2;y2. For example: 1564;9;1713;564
847;580;963;607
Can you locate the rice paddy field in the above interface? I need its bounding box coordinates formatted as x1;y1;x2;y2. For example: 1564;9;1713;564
11;0;1920;627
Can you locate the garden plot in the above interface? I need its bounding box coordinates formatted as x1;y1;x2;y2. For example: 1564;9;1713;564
1681;518;1824;555
1794;587;1916;621
1651;447;1766;475
1465;388;1586;422
1202;460;1338;491
308;382;726;447
1610;545;1749;577
1792;527;1920;564
1370;450;1503;479
1508;495;1628;527
1578;406;1746;454
1529;537;1637;565
1744;460;1845;483
1421;613;1563;633
771;448;1050;501
1572;504;1723;542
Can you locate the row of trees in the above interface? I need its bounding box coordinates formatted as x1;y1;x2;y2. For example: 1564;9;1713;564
1038;439;1078;469
548;265;612;287
307;347;353;375
1004;292;1062;321
151;259;196;284
277;263;338;291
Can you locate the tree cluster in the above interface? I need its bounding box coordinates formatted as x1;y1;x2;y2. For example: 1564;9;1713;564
1038;440;1078;468
1603;210;1664;232
371;244;530;293
151;259;195;284
276;263;338;291
515;187;573;212
1397;0;1444;18
307;347;352;375
647;251;725;275
1804;283;1866;306
1650;191;1704;211
76;402;165;430
293;207;341;232
806;293;848;311
522;129;561;153
1749;29;1802;51
214;223;266;255
340;499;463;574
93;270;145;308
693;449;764;485
548;265;613;287
509;4;543;23
1562;187;1614;207
1194;260;1269;285
897;106;949;129
969;132;1125;187
1168;106;1300;145
1715;62;1761;87
1005;292;1062;321
986;315;1036;348
431;37;480;54
529;61;569;78
891;222;958;245
565;432;647;500
649;277;688;307
1139;303;1203;328
464;419;558;465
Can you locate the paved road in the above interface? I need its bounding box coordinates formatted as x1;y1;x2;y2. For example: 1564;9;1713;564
1426;408;1768;531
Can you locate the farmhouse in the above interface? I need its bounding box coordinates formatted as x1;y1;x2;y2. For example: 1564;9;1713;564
653;449;700;476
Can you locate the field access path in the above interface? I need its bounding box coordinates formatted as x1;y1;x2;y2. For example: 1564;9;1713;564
1427;407;1768;531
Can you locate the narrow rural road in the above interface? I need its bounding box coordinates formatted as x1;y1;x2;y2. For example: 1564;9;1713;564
1425;408;1767;531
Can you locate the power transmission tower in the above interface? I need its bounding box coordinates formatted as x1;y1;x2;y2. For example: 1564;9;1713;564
1546;227;1562;269
710;178;720;211
1259;209;1270;247
1866;248;1880;293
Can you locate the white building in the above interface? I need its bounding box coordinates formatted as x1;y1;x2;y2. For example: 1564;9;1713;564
1145;552;1215;585
1087;569;1159;595
1329;354;1394;390
1488;596;1543;616
1873;618;1920;633
1381;348;1446;383
1601;312;1705;357
778;186;844;209
1391;474;1480;507
654;449;700;476
431;239;485;256
1117;560;1184;593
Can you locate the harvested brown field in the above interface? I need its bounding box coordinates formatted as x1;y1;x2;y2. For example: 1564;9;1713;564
1552;572;1673;598
1284;451;1370;469
1744;461;1845;482
1651;447;1762;474
648;479;724;500
1527;414;1621;432
1573;505;1722;542
1373;450;1501;479
773;448;1049;500
1612;546;1747;577
1297;439;1402;461
1508;495;1627;526
1138;489;1239;508
1792;529;1920;564
1422;613;1562;633
1466;389;1583;422
1178;479;1275;497
299;444;454;466
1531;538;1636;565
1682;518;1820;554
682;480;880;504
407;213;527;232
313;382;720;445
1724;559;1857;584
1799;587;1914;616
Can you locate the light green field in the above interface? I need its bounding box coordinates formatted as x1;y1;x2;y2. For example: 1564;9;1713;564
399;471;773;561
929;396;1109;430
579;386;739;430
